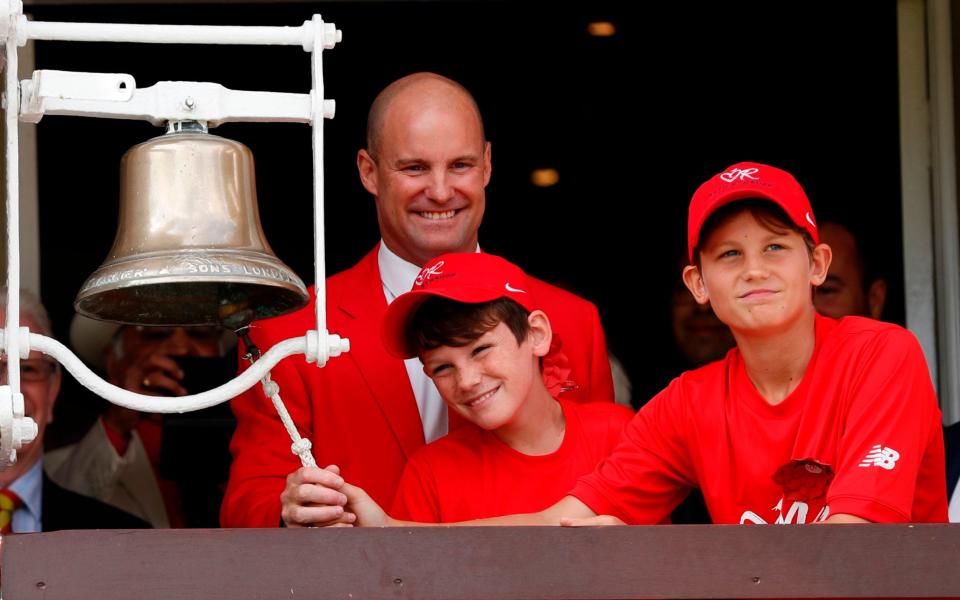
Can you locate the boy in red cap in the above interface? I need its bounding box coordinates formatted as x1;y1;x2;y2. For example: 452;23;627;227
281;253;632;525
293;162;948;526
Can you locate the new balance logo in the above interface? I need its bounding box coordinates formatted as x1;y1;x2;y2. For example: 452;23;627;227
720;167;760;183
858;445;900;470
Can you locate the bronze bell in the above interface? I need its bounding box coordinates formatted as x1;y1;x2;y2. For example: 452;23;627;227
75;121;309;329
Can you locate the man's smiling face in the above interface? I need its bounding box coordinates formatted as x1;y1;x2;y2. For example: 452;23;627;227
360;79;491;267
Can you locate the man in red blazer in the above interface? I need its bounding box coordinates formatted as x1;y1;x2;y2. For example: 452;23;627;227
222;73;615;527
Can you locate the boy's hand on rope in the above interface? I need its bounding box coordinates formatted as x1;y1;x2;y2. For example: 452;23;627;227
339;481;391;527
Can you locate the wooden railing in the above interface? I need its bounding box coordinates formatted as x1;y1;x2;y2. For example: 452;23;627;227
3;525;960;599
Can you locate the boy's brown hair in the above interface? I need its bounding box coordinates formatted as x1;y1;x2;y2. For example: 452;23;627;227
407;296;531;356
693;199;816;268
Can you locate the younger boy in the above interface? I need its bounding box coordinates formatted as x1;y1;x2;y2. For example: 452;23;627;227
281;253;632;525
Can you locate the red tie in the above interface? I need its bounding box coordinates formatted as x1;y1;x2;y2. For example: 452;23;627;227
0;489;22;534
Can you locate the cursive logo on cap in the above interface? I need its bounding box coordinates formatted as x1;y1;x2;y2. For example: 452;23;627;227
720;167;760;183
415;261;445;287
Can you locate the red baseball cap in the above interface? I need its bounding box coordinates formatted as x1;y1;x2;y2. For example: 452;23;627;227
381;252;538;359
687;162;819;262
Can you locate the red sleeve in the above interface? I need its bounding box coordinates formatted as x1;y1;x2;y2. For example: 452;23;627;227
826;329;947;522
570;379;694;524
221;322;312;528
390;454;442;523
601;404;635;452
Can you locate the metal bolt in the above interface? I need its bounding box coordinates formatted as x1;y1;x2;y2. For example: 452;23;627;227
751;577;761;584
36;581;46;589
323;99;336;120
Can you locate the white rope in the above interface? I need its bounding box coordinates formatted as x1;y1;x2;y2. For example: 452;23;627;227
259;373;316;468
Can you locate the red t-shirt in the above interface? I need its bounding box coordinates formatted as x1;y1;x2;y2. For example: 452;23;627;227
391;399;633;522
572;315;948;524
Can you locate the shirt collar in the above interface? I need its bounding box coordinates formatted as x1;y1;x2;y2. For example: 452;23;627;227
378;243;424;304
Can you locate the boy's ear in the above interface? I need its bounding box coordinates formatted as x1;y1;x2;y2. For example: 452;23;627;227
527;310;553;357
682;265;710;305
809;243;832;286
867;278;887;320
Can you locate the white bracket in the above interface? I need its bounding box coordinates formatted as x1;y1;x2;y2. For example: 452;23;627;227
304;329;350;367
0;385;37;468
19;70;336;126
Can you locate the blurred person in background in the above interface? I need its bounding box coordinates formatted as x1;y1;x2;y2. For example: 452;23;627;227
0;289;147;531
46;317;235;528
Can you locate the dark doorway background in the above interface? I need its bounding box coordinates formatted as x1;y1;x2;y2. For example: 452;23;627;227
31;1;902;443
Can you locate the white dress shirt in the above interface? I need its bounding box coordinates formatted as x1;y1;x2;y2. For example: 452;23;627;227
378;243;448;443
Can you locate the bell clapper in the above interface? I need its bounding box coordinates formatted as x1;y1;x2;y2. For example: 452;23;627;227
236;326;261;364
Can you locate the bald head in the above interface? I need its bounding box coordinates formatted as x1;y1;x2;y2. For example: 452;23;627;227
366;73;486;160
356;72;491;266
814;221;887;320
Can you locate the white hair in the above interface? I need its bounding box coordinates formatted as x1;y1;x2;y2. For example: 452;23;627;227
0;287;55;338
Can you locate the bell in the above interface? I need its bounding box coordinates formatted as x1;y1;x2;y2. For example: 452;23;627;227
75;121;309;329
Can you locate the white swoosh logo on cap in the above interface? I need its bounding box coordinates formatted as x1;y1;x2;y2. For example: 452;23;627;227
505;283;526;294
805;212;816;228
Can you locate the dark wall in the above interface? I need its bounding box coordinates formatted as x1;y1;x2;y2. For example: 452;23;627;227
30;1;902;441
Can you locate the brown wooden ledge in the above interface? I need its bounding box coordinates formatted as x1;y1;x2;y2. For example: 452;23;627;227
3;525;959;599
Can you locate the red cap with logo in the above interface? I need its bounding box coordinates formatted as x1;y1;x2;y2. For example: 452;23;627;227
687;162;819;262
382;252;538;359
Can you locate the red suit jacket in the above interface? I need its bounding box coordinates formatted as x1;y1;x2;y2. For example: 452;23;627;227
221;246;614;527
